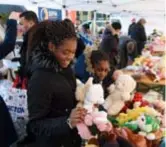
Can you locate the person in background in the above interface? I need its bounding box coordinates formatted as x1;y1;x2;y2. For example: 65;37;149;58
130;18;147;55
100;22;122;71
24;20;86;147
98;28;105;38
79;23;93;45
75;49;111;97
75;19;81;33
13;11;38;89
74;19;86;59
149;29;161;40
0;12;19;60
128;18;136;36
75;36;86;59
118;36;137;69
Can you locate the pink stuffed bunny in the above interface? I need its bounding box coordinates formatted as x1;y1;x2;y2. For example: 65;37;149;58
77;111;112;140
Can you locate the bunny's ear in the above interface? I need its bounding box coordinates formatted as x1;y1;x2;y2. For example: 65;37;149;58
76;79;83;86
86;77;93;86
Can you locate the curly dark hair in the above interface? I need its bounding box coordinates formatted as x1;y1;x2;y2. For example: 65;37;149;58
90;50;110;68
28;19;76;54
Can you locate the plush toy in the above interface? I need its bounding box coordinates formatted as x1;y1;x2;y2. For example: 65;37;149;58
115;127;147;147
112;70;123;81
76;77;105;112
132;92;149;108
117;107;147;125
121;92;149;113
115;127;162;147
122;120;138;132
104;75;136;116
117;107;161;125
77;111;112;140
143;90;163;104
121;113;162;140
76;78;89;107
143;55;166;82
152;99;166;113
133;56;146;66
137;114;160;140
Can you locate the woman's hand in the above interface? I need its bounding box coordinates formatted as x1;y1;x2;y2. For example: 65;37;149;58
69;107;87;128
9;11;20;21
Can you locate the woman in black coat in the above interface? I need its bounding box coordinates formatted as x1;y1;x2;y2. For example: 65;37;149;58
25;20;87;147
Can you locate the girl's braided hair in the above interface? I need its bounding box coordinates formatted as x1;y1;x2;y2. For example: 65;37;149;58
28;19;76;53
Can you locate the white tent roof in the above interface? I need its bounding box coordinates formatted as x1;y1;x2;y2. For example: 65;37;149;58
28;0;165;13
1;0;164;15
61;0;165;14
1;0;164;34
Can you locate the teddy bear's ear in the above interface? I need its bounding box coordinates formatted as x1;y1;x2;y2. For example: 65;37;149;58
107;84;115;93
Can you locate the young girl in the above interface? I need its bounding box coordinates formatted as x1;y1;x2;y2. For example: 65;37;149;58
90;50;110;83
24;20;87;147
75;47;112;97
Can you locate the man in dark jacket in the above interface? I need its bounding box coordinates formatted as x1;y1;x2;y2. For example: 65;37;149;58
118;36;137;69
100;22;122;70
130;18;147;55
75;35;86;59
128;18;136;36
14;11;38;88
0;12;19;60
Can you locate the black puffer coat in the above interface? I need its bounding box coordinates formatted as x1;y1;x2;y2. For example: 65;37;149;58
25;43;81;147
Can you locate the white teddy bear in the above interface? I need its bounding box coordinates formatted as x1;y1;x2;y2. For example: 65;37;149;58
76;77;105;113
103;74;136;116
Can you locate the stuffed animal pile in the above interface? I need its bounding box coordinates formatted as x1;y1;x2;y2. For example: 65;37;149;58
75;73;165;147
132;53;165;82
142;55;166;82
144;36;165;54
104;73;165;146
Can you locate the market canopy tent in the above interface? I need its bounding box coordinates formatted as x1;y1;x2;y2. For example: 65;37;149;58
29;0;165;14
2;0;164;34
52;0;165;15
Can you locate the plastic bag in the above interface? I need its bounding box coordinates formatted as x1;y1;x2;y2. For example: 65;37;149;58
0;80;28;139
